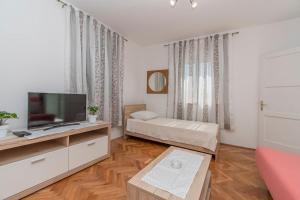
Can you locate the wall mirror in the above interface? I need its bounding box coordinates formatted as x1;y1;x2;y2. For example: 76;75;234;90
147;69;168;94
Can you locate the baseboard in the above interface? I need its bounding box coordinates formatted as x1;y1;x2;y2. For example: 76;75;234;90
111;127;123;139
220;142;256;150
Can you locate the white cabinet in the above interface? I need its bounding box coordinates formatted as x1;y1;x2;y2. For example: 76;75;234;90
69;135;108;170
0;148;68;199
0;122;110;200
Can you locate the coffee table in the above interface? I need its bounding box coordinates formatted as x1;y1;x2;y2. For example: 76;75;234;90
127;146;212;200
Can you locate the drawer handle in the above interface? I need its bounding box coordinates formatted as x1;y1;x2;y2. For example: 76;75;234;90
87;142;96;146
31;157;46;164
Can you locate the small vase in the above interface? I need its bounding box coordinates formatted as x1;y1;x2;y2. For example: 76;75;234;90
0;124;9;138
88;115;97;123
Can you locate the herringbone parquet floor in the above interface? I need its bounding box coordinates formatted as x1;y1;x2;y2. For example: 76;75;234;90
24;137;272;200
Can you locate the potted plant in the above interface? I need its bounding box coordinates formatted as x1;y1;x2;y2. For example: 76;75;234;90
0;111;18;137
87;106;99;123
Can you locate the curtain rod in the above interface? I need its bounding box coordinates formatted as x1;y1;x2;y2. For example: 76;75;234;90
57;0;67;8
163;31;239;47
56;0;128;42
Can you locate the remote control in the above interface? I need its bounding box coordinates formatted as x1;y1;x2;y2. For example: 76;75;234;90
13;131;32;137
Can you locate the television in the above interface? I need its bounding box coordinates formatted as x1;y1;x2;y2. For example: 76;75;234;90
28;92;87;130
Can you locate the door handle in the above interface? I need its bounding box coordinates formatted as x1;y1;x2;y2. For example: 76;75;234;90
260;100;267;111
87;142;96;146
31;157;46;164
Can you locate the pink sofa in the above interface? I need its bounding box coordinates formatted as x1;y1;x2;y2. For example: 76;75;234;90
256;147;300;200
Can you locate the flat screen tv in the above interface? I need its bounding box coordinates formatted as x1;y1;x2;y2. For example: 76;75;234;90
28;92;87;130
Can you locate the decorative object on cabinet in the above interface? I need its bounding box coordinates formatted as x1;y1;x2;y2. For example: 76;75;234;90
0;111;18;138
87;106;99;123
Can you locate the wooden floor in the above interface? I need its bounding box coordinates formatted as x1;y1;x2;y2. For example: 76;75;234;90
24;137;272;200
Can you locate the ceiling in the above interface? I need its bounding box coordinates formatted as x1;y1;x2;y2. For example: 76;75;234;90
67;0;300;45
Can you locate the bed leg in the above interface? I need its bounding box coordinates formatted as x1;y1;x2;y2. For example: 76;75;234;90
123;135;129;140
213;153;219;161
212;154;216;160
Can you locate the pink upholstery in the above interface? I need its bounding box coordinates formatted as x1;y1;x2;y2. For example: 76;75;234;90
256;147;300;200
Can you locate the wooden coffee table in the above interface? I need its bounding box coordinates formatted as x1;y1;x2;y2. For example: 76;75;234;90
127;146;212;200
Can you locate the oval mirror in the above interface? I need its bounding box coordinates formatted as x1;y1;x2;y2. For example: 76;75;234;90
148;72;167;92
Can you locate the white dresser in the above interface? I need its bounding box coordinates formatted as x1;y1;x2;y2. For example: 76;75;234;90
0;122;111;200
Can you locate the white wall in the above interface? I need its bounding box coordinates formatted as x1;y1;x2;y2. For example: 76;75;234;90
2;1;300;145
222;17;300;148
0;0;144;140
143;46;169;117
0;0;66;129
141;17;300;148
124;41;145;105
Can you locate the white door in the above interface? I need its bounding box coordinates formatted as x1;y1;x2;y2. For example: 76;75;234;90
259;47;300;153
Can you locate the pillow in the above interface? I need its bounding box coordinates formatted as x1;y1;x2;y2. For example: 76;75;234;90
130;111;159;121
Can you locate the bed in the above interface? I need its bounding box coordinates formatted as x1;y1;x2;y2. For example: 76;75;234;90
123;104;220;158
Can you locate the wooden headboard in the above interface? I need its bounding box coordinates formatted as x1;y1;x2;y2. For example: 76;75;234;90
123;104;146;137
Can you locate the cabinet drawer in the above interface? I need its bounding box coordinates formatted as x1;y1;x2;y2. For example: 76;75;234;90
69;135;108;170
0;148;68;199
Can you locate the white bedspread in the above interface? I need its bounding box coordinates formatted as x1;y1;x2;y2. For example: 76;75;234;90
127;118;218;151
142;149;204;198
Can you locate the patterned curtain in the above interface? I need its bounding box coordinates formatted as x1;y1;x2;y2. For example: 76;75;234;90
65;6;125;126
167;34;233;130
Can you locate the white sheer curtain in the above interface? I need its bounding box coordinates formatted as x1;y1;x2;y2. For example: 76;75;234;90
167;34;233;130
64;6;125;126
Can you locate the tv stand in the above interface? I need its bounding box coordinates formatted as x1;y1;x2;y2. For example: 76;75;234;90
0;121;111;200
43;122;81;131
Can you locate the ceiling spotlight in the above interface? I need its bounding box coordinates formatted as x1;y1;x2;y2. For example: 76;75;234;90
170;0;198;9
170;0;177;7
190;0;198;8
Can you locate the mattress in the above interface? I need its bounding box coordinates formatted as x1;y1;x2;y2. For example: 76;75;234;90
127;118;218;151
